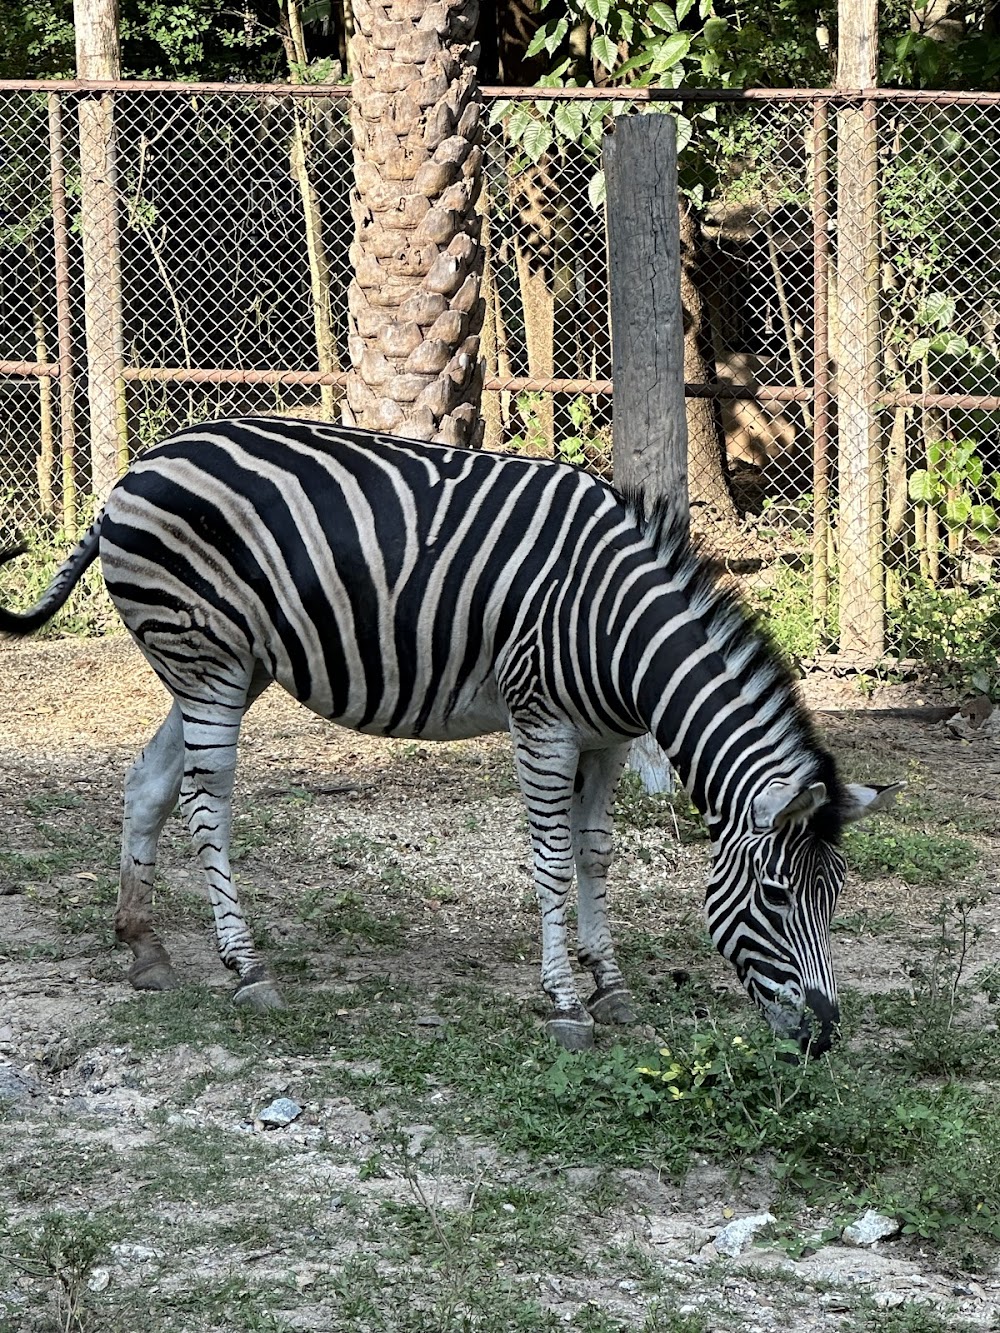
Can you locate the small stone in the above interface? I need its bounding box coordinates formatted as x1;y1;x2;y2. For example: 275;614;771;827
842;1209;901;1247
415;1014;445;1027
87;1268;110;1293
874;1290;907;1309
714;1212;776;1257
255;1096;302;1128
112;1242;164;1264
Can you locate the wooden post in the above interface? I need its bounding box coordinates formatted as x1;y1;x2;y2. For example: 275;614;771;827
75;0;127;499
835;0;884;657
604;114;687;794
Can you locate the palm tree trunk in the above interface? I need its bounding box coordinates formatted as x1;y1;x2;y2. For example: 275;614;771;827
345;0;485;447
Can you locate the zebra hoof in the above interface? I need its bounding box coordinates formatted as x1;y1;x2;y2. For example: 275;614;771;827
128;957;180;992
546;1011;595;1051
587;986;636;1026
233;979;286;1012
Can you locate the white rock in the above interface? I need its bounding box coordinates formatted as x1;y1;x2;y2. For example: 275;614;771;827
255;1096;302;1128
648;1216;714;1258
87;1268;110;1293
874;1290;907;1309
842;1209;901;1248
714;1212;776;1257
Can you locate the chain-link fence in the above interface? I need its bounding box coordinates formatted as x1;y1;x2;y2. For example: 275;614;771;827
1;81;999;665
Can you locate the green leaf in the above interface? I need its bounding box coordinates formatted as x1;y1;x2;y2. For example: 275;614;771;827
553;100;584;141
648;2;677;30
675;112;693;154
545;17;570;55
525;26;548;57
504;104;533;144
907;337;931;363
944;494;972;526
908;469;939;503
676;0;696;20
588;169;607;211
917;291;956;329
585;0;612;23
522;118;553;163
614;48;655;78
592;33;619;71
702;17;729;47
651;31;691;71
970;503;998;533
929;332;968;358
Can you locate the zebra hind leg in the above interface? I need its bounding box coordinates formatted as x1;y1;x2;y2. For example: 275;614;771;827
178;697;284;1012
573;745;636;1027
510;722;594;1051
116;702;185;991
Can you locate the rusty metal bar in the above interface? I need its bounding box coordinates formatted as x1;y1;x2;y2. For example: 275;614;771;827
0;79;350;96
48;91;78;536
812;97;831;633
878;390;1000;410
118;366;821;403
0;359;58;376
0;81;998;105
121;366;349;386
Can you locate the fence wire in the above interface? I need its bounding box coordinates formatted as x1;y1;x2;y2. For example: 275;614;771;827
1;83;999;667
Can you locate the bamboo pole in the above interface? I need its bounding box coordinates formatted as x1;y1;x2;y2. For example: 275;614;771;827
48;92;78;537
811;99;831;637
281;0;340;420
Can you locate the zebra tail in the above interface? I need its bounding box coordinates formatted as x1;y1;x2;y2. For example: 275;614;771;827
0;514;104;635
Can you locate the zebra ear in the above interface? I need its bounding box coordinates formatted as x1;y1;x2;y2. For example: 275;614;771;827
752;779;828;831
841;781;906;823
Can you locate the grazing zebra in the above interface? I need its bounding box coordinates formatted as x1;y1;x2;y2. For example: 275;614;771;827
0;418;901;1053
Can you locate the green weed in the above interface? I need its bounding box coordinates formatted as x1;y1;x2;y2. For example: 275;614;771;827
843;824;979;884
0;1208;119;1333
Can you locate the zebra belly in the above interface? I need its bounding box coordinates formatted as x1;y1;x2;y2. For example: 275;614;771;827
288;665;512;742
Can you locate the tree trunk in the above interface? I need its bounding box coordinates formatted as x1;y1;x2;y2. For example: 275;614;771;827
345;0;485;447
836;0;884;656
280;0;342;420
679;204;739;523
75;0;127;498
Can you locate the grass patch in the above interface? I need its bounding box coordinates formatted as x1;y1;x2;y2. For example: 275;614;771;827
614;773;707;842
843;1299;979;1333
843;823;979;884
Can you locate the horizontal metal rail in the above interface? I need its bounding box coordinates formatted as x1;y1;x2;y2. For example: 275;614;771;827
0;81;999;106
4;361;1000;411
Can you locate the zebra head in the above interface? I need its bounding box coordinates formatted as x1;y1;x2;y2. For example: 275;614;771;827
705;778;904;1055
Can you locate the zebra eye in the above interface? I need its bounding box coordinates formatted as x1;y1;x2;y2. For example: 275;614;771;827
760;881;792;910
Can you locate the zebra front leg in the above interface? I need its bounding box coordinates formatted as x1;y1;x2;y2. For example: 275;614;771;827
179;706;284;1011
117;703;185;991
511;723;593;1050
574;746;636;1027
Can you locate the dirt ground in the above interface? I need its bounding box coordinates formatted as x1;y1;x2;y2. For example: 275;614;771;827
0;635;998;1332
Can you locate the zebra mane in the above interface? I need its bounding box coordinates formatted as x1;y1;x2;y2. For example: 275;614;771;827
622;489;848;842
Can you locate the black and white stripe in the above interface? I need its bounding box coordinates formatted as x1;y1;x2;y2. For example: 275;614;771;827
0;418;901;1051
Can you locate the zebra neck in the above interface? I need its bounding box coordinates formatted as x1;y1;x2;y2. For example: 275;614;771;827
628;606;821;822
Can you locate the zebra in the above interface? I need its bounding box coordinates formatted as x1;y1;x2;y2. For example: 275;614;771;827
0;417;901;1053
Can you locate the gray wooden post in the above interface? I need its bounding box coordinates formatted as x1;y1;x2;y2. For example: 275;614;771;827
604;113;688;793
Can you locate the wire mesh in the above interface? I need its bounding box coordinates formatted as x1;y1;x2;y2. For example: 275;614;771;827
0;83;998;665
